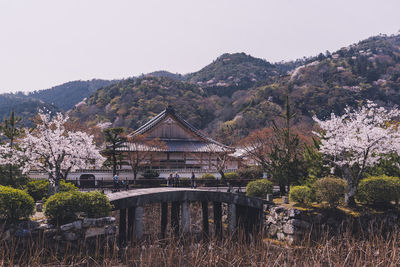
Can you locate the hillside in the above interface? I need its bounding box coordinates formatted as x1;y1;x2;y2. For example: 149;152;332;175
0;94;58;126
3;33;400;144
28;79;118;111
185;53;280;96
69;77;220;131
69;34;400;145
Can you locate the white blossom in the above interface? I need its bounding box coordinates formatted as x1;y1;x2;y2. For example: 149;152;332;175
313;101;400;170
3;111;105;182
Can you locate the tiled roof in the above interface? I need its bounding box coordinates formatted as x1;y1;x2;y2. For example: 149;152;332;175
117;140;229;153
127;106;231;151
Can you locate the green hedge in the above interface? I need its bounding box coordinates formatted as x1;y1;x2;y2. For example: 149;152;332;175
44;191;112;224
356;175;400;206
289;186;312;204
246;179;273;199
313;177;347;208
0;185;35;222
238;166;263;180
142;170;160;178
26;179;77;201
200;173;216;186
224;172;240;180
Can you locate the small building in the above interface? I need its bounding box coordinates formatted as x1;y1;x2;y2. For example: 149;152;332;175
117;106;238;178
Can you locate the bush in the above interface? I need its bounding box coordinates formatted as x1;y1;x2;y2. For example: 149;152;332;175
238;166;263;180
26;180;77;201
201;173;216;180
289;186;312;203
313;177;347;208
200;173;217;186
80;191;113;218
143;170;160;179
0;185;35;222
356;175;400;206
45;191;112;224
246;179;273;199
224;172;240;180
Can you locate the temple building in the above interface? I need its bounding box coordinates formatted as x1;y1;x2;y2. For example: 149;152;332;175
116;106;238;178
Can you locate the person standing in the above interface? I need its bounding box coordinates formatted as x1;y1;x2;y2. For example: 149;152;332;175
190;172;196;189
174;172;180;187
113;172;119;191
167;173;173;187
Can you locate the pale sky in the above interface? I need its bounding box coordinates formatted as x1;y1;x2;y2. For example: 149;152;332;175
0;0;399;93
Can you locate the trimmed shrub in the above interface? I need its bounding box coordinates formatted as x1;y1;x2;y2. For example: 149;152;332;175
143;170;160;179
313;177;347;208
200;173;217;186
356;175;400;206
26;180;48;201
26;179;77;201
289;186;312;204
45;190;112;224
246;179;273;199
238;166;263;180
44;191;83;224
81;191;113;218
0;185;35;222
225;172;240;180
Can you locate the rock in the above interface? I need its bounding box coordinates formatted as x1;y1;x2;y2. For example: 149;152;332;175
63;231;77;241
83;217;116;227
73;220;82;230
85;227;106;238
60;222;74;232
36;202;43;212
285;235;294;245
277;232;285;241
268;224;278;237
283;223;295;234
82;218;97;227
282;196;289;204
289;209;301;218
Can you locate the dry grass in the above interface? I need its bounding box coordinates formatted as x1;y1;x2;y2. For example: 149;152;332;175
1;202;399;266
1;226;399;266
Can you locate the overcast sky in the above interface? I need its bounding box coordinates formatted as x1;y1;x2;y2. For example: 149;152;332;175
0;0;399;93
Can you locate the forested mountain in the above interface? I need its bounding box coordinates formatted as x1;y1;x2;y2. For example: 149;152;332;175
27;79;118;111
69;34;400;144
4;34;400;144
185;53;280;96
0;94;58;126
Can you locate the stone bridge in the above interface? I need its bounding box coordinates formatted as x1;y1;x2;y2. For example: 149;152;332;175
107;188;269;243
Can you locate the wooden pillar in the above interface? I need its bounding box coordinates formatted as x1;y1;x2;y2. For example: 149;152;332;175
134;206;144;240
228;203;237;234
161;202;168;239
181;201;190;234
213;202;222;237
127;206;135;241
171;201;180;236
119;208;127;245
202;201;209;237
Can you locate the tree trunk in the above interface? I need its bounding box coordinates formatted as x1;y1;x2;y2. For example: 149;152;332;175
279;183;286;196
343;165;356;207
133;170;137;185
345;182;357;207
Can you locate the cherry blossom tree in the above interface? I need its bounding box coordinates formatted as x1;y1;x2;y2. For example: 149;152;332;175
314;101;400;206
5;111;104;194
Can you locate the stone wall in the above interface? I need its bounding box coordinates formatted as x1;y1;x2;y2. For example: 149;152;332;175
1;217;117;244
265;206;310;244
264;205;400;245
